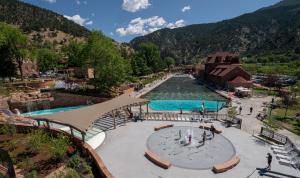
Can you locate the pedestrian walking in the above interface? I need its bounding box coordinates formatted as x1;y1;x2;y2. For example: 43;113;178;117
210;125;216;138
239;106;242;115
250;107;253;115
266;153;272;170
202;131;207;145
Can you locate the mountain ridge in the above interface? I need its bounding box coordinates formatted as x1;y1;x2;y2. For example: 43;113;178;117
0;0;90;42
130;0;300;64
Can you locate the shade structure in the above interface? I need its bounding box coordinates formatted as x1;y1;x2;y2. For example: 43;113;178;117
32;94;149;133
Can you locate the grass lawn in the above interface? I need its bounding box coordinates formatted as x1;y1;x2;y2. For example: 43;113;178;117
267;97;300;135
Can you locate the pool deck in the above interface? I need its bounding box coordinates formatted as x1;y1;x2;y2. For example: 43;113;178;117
96;121;300;178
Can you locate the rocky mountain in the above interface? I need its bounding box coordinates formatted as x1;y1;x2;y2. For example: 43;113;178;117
130;0;300;64
0;0;90;44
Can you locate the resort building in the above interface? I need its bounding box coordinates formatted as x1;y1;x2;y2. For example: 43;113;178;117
204;52;252;89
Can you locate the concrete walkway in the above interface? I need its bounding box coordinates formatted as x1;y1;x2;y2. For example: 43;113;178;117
220;94;300;150
96;121;300;178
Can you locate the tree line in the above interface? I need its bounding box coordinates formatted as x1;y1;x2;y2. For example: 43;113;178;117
0;22;175;93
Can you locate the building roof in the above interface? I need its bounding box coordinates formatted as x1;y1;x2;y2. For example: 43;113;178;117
229;76;252;84
206;52;239;64
32;94;149;133
209;65;240;77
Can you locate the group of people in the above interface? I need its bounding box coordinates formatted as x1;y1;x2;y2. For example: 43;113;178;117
238;106;253;115
199;125;216;146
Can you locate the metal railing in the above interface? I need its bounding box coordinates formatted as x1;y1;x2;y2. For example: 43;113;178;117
260;127;288;144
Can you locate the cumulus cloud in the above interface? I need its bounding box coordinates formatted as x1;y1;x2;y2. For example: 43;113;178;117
167;20;185;29
85;21;93;25
182;5;191;12
43;0;56;3
64;14;92;26
116;16;185;36
122;0;151;12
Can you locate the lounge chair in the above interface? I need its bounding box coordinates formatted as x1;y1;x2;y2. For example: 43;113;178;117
273;147;294;155
271;143;292;151
276;151;298;160
278;157;300;168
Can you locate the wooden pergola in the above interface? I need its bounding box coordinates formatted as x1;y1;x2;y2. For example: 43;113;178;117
32;94;149;142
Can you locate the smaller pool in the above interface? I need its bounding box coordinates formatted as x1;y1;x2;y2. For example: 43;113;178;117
21;105;86;117
149;100;225;111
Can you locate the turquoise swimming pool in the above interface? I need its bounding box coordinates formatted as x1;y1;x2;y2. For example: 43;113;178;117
143;76;226;111
149;100;225;111
21;105;85;117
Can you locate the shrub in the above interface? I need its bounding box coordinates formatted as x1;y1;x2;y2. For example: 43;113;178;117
228;107;238;119
0;124;16;136
68;154;81;169
5;140;17;151
82;160;93;176
28;130;49;153
64;168;80;178
50;135;70;160
25;170;38;178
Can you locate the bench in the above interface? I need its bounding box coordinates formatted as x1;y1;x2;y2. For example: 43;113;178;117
199;124;222;134
154;124;174;131
144;151;171;169
212;156;240;173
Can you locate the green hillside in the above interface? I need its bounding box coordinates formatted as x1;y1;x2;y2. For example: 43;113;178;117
130;0;300;64
0;0;90;37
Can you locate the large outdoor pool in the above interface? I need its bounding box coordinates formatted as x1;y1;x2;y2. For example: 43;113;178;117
143;76;226;111
21;105;85;117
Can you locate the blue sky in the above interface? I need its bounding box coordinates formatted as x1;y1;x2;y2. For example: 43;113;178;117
22;0;281;42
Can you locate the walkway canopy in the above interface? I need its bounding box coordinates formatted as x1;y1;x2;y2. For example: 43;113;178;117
32;94;149;133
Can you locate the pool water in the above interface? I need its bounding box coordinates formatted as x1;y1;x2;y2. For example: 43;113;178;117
143;76;226;111
150;100;225;111
21;105;85;117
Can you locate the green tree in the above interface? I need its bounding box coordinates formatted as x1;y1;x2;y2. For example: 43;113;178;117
0;23;28;79
137;42;163;73
36;48;61;72
84;31;130;91
165;57;175;70
0;23;29;80
62;40;86;67
131;55;151;76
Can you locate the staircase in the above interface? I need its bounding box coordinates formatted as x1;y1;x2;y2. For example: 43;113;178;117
92;110;128;132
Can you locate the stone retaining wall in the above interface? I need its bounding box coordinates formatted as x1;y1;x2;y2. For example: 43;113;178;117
8;92;108;113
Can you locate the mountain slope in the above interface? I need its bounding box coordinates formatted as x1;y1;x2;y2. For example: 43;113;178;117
0;0;90;38
130;0;300;64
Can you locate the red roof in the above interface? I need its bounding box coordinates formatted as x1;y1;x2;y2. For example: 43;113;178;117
229;76;252;84
209;65;240;77
206;52;239;64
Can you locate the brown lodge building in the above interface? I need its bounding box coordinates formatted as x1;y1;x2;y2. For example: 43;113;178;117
204;52;252;89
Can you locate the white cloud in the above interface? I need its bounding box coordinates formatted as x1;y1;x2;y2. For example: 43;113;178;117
182;5;191;12
86;21;93;25
43;0;56;3
75;0;87;5
167;20;185;29
64;14;92;26
116;16;185;36
122;0;151;12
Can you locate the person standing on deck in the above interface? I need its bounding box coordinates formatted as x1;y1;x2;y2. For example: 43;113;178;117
250;107;253;114
266;153;272;170
239;106;242;115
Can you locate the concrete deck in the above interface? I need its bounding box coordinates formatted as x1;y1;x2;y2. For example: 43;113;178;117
96;121;300;178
